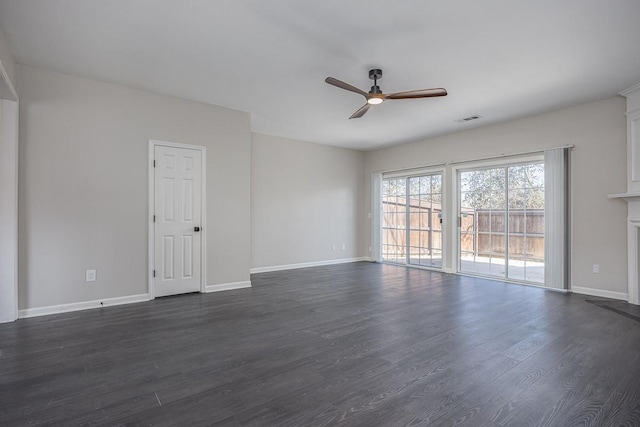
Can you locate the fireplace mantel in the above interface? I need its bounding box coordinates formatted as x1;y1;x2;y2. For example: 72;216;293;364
608;192;640;202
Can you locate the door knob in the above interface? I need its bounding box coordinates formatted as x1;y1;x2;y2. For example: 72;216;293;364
194;226;200;232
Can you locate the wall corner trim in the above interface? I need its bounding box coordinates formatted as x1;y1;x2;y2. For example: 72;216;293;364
571;286;628;301
250;257;372;274
18;294;152;319
205;281;252;293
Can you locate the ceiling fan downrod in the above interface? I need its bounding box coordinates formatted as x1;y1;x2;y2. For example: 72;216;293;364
369;68;383;94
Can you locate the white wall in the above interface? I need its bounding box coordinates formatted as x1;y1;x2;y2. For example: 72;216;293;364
17;65;251;310
365;97;628;296
0;22;18;322
251;133;366;270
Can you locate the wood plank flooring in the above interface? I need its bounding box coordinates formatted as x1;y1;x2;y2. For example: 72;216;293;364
1;262;640;426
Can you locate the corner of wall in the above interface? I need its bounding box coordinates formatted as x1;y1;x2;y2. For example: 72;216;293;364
0;23;17;93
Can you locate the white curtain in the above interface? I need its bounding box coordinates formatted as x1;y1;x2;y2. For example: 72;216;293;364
544;148;570;290
371;172;382;262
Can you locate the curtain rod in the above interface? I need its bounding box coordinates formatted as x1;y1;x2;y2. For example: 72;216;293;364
378;162;446;175
375;144;574;175
447;144;574;165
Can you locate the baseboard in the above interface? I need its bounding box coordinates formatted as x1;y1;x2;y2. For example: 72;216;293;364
0;310;18;324
18;293;151;319
205;281;252;293
571;286;628;301
250;257;372;274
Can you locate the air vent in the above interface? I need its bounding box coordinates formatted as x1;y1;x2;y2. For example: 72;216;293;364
455;115;482;123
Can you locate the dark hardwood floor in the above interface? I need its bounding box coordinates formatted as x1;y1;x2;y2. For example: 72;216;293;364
2;262;640;426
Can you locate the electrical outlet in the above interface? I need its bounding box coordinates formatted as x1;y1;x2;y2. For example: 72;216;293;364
332;244;336;251
86;269;97;282
592;264;600;274
342;243;346;251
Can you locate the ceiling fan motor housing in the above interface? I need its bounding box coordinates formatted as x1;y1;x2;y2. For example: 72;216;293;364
369;69;383;94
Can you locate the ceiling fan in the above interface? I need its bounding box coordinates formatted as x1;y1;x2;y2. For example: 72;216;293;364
325;69;447;119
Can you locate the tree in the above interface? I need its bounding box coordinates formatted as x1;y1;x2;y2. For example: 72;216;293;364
459;163;544;210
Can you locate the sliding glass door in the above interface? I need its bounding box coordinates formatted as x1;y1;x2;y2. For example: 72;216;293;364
382;173;442;269
458;162;544;284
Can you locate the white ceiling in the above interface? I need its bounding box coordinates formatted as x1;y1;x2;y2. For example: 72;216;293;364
1;0;640;150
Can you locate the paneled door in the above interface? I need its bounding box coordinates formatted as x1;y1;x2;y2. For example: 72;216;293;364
153;145;202;297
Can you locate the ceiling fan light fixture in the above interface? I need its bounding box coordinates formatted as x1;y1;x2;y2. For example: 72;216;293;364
367;97;384;105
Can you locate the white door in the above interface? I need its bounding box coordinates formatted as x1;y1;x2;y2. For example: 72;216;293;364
154;145;202;297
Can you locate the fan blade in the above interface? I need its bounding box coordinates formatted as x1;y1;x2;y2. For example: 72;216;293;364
349;103;371;119
385;88;447;100
326;77;368;97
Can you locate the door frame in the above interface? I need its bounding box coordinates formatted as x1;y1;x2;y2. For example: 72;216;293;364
451;154;544;281
0;63;19;323
148;140;207;299
380;167;446;271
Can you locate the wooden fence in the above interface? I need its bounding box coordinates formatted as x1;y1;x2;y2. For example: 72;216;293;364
461;209;544;260
383;196;544;260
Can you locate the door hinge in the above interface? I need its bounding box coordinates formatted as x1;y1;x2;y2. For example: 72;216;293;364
153;160;156;167
153;215;156;222
153;270;156;277
458;217;461;227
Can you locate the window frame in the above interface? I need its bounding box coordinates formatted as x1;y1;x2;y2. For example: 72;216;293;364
452;154;545;284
